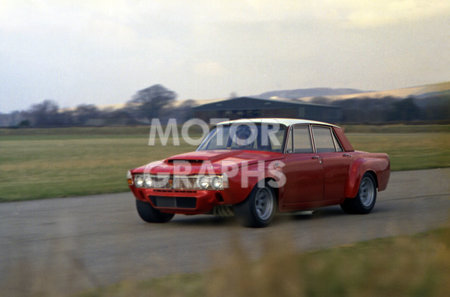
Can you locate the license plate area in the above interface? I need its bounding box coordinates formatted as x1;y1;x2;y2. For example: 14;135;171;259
149;196;197;209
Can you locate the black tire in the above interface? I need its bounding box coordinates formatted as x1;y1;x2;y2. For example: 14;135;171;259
340;173;377;214
136;200;174;223
234;184;277;227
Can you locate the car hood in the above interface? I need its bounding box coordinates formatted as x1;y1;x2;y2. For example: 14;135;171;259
132;150;283;175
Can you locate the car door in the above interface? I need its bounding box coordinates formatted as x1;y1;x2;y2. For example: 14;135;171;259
281;124;324;209
311;125;352;203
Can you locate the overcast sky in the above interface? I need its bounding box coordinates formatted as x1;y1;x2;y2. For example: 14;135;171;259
0;0;449;113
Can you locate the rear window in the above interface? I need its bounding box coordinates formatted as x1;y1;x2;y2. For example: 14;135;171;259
312;126;336;153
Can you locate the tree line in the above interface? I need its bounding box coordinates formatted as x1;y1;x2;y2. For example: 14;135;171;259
308;94;449;123
0;84;449;128
1;85;195;128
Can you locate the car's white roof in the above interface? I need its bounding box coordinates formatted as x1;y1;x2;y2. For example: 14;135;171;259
217;118;339;127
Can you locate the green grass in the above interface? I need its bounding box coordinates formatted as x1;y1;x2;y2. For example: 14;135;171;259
0;135;195;201
342;124;450;133
0;126;449;201
0;126;152;136
78;227;450;297
347;133;450;171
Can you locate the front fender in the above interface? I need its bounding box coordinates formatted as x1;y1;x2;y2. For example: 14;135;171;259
345;155;390;198
227;160;284;204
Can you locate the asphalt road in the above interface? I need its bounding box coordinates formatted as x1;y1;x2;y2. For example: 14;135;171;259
1;168;449;296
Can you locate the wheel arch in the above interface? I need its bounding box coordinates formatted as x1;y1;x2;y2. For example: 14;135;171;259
263;177;279;204
345;159;380;198
234;177;278;227
238;177;279;203
365;170;378;188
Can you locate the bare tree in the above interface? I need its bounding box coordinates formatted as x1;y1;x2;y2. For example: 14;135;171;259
127;84;176;122
27;100;60;127
73;104;100;124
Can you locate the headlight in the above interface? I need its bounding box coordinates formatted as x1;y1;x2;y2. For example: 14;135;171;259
197;176;210;189
196;174;228;190
211;176;223;189
135;175;144;188
144;175;153;188
133;174;228;190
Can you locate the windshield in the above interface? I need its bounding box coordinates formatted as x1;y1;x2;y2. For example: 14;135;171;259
197;123;287;152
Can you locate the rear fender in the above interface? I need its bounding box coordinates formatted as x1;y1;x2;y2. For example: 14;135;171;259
345;156;389;198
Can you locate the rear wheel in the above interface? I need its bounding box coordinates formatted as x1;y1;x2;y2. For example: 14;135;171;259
341;173;377;214
234;184;276;227
136;200;174;223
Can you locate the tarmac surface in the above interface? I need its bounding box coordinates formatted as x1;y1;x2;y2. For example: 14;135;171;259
0;168;449;295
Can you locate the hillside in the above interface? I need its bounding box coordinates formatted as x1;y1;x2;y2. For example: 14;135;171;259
65;81;450;111
299;81;450;102
258;87;367;99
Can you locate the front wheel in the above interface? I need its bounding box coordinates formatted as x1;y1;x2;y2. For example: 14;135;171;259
341;173;377;214
136;200;174;223
234;185;277;227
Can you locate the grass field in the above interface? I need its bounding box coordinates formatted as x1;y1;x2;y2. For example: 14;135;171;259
78;227;450;297
0;125;449;201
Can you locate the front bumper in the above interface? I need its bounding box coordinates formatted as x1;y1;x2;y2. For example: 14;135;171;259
130;187;228;214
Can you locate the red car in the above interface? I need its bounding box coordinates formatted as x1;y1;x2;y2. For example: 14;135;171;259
127;118;390;227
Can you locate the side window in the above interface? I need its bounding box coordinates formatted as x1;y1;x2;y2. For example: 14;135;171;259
293;125;313;153
285;128;293;153
331;131;343;152
312;126;336;153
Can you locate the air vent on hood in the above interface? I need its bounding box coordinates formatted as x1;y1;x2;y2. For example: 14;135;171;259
166;159;204;164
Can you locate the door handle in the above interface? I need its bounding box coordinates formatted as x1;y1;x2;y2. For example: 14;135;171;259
312;156;323;164
343;153;352;157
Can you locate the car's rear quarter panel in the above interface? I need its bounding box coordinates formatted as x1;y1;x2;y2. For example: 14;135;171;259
345;152;390;198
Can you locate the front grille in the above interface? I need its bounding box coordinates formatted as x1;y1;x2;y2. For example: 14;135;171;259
153;189;197;193
149;196;197;209
145;175;199;190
